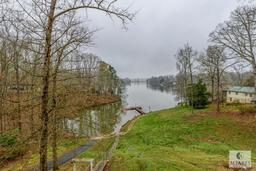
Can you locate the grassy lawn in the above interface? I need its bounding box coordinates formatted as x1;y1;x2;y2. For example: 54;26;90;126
110;105;256;171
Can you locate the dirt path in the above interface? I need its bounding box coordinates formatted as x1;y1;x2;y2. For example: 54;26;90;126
26;140;97;171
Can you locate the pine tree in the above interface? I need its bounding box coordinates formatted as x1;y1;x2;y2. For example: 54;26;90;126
188;79;209;109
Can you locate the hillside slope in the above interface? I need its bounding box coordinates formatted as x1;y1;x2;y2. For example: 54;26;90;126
111;106;256;171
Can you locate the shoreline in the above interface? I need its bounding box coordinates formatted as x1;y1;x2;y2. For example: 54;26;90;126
1;94;121;170
58;94;121;118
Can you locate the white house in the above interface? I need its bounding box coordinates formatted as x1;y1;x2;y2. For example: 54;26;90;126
226;86;256;104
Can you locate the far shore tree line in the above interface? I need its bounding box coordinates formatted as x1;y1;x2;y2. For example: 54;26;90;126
0;0;134;170
175;5;256;113
146;75;175;92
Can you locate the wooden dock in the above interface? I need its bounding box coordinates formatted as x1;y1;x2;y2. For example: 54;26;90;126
124;107;146;115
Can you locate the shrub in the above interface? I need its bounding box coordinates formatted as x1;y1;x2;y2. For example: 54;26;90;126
0;144;27;161
239;105;256;114
0;129;28;161
0;129;19;147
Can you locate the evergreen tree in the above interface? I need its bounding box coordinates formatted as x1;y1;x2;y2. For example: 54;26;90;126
188;79;209;109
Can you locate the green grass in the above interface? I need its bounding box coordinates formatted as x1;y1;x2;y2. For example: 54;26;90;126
78;138;114;160
111;106;256;171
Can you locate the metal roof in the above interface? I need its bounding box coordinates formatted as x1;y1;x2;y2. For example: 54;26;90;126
228;86;256;93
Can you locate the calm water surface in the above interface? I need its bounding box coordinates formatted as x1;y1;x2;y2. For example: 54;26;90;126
64;83;177;137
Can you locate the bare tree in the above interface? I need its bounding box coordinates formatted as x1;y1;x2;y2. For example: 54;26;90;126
176;43;197;105
8;0;134;170
0;39;10;132
210;6;256;89
0;14;29;132
49;14;93;169
201;46;237;113
73;53;100;92
232;63;249;86
198;51;216;102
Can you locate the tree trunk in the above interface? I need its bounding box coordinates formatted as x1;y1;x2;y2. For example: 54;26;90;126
0;44;8;132
52;101;58;171
184;70;187;105
254;66;256;91
40;44;51;171
216;67;220;114
189;65;194;113
30;61;36;136
40;0;57;170
0;98;3;132
253;66;256;105
211;77;214;103
51;55;62;170
14;53;21;131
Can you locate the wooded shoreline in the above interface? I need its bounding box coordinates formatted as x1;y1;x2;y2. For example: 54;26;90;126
1;95;121;170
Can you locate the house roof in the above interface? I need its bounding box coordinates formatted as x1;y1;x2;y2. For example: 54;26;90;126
228;86;256;93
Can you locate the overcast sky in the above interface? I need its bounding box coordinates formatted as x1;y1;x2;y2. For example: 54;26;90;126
83;0;243;78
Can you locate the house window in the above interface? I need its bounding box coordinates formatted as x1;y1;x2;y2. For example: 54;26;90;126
230;98;232;102
236;92;238;95
245;93;248;96
229;91;231;94
250;94;253;97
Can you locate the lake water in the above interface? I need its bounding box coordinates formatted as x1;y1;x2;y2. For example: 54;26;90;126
63;82;177;137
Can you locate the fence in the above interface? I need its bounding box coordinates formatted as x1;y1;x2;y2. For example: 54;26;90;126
72;135;120;171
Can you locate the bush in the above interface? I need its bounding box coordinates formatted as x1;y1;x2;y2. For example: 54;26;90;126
0;129;28;161
0;129;19;147
239;105;256;114
226;101;241;106
1;145;27;160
